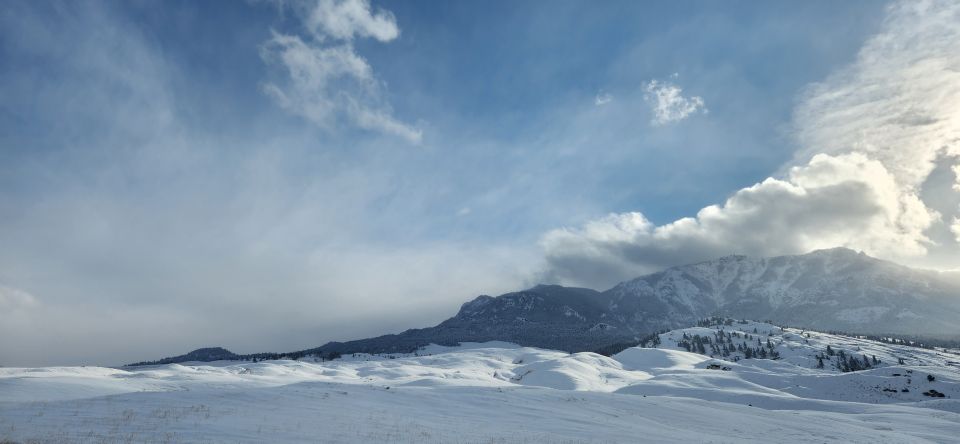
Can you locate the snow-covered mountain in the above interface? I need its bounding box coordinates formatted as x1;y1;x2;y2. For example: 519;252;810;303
605;247;960;337
323;248;959;355
133;248;960;364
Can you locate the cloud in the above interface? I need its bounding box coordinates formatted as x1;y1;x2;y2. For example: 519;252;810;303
954;164;960;242
0;0;516;366
2;0;953;366
0;285;37;312
541;0;960;288
954;165;960;193
790;1;960;189
594;92;613;106
301;0;399;42
261;0;421;143
542;152;932;287
643;77;706;125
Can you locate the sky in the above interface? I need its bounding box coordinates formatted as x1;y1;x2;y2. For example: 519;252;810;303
1;0;959;366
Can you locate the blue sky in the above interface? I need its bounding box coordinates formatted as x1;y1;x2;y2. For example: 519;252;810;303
2;0;959;366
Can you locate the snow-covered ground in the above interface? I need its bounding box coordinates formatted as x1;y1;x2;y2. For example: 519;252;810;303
2;322;959;443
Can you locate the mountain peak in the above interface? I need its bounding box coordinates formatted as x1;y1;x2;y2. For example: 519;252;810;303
806;246;862;256
457;295;495;316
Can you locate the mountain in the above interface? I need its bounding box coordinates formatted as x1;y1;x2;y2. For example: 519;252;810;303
605;247;960;337
301;285;638;357
129;347;238;366
132;248;960;365
301;248;960;356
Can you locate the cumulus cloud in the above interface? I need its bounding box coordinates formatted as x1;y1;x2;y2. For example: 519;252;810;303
261;0;421;143
543;153;933;287
542;0;960;288
643;77;706;125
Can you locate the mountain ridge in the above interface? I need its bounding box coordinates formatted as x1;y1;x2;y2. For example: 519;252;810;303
130;247;960;365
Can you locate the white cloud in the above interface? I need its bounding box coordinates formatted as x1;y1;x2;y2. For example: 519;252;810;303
594;92;613;106
791;1;960;189
303;0;399;42
542;153;934;287
542;0;960;288
953;164;960;242
261;0;421;143
643;78;706;125
953;164;960;192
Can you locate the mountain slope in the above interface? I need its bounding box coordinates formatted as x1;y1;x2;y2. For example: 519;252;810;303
606;247;960;336
300;285;637;357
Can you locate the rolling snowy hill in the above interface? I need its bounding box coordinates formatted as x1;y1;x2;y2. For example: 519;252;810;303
3;321;959;443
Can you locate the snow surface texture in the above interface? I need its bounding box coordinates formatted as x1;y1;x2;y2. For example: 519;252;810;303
2;322;959;443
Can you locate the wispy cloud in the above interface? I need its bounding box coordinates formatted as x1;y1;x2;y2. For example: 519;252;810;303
643;76;706;125
0;285;37;312
301;0;400;42
261;0;422;143
594;92;613;106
